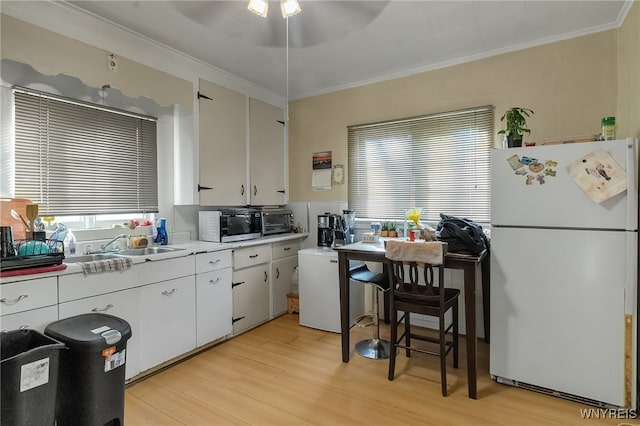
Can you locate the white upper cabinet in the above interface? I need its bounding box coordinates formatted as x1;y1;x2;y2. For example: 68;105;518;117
249;98;286;206
198;78;248;206
198;78;286;207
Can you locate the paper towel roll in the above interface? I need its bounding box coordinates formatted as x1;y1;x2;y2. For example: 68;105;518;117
131;236;149;248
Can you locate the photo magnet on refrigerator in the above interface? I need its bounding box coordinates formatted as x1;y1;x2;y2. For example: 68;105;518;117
569;149;627;203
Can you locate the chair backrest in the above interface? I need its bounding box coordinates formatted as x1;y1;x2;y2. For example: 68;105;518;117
385;241;448;304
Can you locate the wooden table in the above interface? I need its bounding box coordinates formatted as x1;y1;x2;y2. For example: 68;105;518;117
335;240;489;399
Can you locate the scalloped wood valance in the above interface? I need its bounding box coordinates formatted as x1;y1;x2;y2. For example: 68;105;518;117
1;14;193;113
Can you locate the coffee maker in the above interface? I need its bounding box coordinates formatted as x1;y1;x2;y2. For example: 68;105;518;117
317;213;346;247
317;213;333;247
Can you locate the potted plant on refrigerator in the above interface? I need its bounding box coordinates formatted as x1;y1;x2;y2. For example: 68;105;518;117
498;107;534;148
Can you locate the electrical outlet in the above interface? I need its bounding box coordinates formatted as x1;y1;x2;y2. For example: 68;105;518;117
107;54;118;72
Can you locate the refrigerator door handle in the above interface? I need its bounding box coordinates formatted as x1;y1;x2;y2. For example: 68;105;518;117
624;138;638;230
624;231;638;314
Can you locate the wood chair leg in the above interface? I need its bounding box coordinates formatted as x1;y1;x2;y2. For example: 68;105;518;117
440;313;448;396
388;305;397;381
404;312;411;357
453;303;459;369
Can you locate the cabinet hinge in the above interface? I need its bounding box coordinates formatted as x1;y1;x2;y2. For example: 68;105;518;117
197;91;213;101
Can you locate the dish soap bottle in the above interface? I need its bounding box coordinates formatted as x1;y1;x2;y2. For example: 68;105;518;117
63;229;76;256
155;218;168;246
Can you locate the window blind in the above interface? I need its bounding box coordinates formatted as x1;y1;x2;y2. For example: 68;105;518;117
13;87;158;216
348;106;493;223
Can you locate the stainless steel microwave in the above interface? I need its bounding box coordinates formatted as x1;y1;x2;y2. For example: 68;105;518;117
199;209;262;242
261;209;293;236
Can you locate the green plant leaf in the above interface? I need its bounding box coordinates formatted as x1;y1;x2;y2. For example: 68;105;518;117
498;107;534;137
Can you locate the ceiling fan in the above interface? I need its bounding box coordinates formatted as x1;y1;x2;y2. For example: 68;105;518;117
247;0;301;18
169;1;390;48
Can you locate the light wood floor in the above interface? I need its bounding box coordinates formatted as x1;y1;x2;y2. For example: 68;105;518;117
125;314;619;425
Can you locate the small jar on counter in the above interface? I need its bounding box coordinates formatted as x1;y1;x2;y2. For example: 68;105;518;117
370;222;381;235
601;116;616;140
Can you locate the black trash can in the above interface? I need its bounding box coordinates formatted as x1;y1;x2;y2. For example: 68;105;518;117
0;329;65;426
44;313;132;426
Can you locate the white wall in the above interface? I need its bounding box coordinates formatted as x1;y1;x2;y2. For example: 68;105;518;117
0;7;287;238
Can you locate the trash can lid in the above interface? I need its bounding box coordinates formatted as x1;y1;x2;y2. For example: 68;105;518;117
1;329;65;363
44;313;132;352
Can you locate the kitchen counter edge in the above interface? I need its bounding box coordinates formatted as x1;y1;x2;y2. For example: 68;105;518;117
0;233;308;284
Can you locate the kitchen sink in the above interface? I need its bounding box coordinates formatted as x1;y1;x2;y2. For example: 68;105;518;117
116;247;186;256
63;253;122;263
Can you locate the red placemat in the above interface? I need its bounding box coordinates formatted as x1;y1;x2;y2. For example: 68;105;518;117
1;263;67;278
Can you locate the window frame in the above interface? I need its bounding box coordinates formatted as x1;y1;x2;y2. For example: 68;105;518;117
347;105;493;224
12;86;159;217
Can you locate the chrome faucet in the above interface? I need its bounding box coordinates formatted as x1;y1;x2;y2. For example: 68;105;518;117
100;234;128;252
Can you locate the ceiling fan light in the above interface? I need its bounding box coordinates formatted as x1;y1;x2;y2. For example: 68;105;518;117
280;0;301;18
248;0;269;18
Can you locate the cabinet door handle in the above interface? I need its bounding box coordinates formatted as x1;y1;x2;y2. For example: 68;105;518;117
198;184;213;192
92;304;114;312
277;190;286;194
264;271;268;282
241;185;245;196
283;247;291;251
209;277;221;284
276;268;280;279
249;254;259;259
0;294;28;305
232;281;245;288
330;259;338;264
209;259;221;265
162;289;177;296
232;316;245;324
253;185;257;196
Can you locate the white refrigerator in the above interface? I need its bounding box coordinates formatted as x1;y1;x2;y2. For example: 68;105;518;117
490;138;638;408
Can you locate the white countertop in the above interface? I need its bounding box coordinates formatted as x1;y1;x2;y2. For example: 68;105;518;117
0;233;308;284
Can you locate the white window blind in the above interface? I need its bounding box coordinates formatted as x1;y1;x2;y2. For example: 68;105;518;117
13;87;158;216
348;106;493;223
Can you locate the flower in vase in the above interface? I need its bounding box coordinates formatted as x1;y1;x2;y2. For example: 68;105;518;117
406;208;423;228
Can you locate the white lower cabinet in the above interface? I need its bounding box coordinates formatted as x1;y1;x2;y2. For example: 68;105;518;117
0;305;58;333
196;269;232;346
0;239;305;382
0;277;58;316
56;255;196;380
58;267;140;303
58;287;142;380
271;256;298;317
0;276;58;333
139;276;196;371
270;240;300;317
232;264;270;334
231;240;302;332
195;250;233;347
